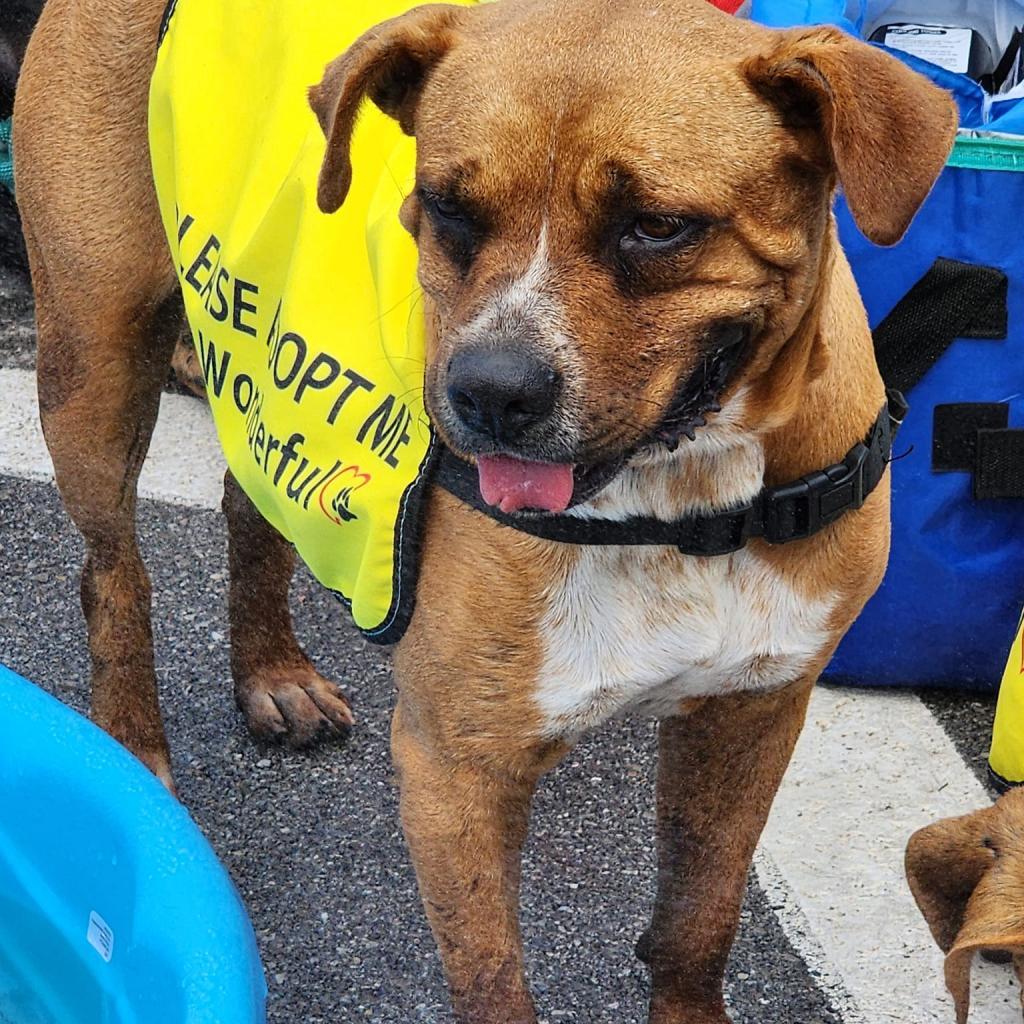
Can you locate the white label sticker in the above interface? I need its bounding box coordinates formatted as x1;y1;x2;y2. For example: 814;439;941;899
87;911;114;963
883;25;974;74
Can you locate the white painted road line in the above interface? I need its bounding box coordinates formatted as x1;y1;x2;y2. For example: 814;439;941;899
0;366;224;510
758;686;1018;1024
1;364;1014;1023
754;851;866;1023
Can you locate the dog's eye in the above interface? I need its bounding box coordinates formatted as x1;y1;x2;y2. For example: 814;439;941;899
434;196;464;220
629;214;705;247
635;215;685;241
418;186;486;275
421;189;466;222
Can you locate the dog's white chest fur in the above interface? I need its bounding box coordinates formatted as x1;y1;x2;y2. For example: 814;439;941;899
535;544;835;736
533;418;837;737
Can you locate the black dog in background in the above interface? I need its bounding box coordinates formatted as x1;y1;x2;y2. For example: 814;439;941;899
1;0;44;274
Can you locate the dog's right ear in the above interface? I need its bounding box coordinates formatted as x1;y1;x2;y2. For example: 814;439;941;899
309;4;469;214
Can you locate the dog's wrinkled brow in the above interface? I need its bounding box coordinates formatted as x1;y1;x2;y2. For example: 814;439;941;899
419;158;480;199
590;160;719;220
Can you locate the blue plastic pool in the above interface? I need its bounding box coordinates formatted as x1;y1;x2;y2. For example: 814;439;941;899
0;665;266;1024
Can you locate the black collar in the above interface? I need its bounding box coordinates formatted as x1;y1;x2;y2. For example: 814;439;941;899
434;391;906;557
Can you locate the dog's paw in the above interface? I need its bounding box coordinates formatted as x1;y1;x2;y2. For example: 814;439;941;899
236;663;354;748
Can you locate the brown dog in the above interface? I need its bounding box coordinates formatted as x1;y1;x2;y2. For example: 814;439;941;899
15;1;955;1020
907;788;1024;1024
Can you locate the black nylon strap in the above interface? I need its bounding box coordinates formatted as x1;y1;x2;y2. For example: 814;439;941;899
890;259;1021;499
435;398;898;556
873;257;1008;395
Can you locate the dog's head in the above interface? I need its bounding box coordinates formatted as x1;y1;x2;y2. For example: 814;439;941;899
907;789;1024;1024
310;0;955;514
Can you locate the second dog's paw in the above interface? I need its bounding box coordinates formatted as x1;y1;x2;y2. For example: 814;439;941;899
236;663;354;747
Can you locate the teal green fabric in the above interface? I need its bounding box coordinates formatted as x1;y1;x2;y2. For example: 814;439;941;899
0;118;12;192
948;136;1024;173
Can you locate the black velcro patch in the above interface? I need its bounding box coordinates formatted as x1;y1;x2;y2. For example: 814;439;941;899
975;429;1024;500
932;403;1009;472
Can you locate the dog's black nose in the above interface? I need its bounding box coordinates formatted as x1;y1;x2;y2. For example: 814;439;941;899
446;346;560;443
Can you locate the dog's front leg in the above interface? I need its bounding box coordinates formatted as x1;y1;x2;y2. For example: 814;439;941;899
222;471;354;745
642;680;815;1024
392;698;556;1024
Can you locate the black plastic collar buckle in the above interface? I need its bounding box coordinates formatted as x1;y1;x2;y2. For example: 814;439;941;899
761;443;869;544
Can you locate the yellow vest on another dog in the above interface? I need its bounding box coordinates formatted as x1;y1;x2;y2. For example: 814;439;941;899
150;0;475;643
991;613;1024;787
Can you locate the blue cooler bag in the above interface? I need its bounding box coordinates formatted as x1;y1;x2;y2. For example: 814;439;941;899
749;0;1024;689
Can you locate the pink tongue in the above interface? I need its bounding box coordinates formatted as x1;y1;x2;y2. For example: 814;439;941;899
477;455;575;514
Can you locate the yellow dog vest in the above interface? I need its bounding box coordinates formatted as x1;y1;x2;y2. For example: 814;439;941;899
150;0;475;642
990;611;1024;787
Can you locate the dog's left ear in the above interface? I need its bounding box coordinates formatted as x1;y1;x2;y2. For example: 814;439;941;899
745;27;957;246
309;3;469;214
